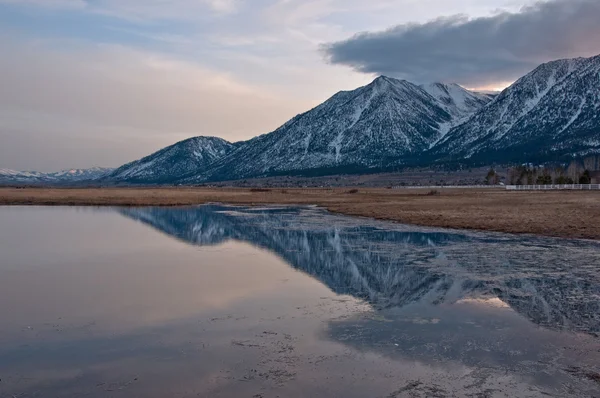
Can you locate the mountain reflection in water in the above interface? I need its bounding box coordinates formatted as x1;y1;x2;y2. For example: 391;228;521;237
120;205;600;336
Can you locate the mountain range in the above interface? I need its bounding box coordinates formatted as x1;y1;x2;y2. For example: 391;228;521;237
2;54;599;185
0;167;113;185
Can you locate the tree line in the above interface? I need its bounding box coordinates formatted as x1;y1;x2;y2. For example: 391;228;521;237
505;160;597;185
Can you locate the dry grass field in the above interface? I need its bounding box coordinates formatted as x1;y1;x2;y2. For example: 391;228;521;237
1;186;599;240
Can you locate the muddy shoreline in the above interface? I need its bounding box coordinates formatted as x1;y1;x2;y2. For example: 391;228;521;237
1;187;599;240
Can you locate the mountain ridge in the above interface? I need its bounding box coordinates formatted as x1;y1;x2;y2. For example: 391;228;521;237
106;136;236;184
430;54;600;164
180;76;492;183
0;167;113;185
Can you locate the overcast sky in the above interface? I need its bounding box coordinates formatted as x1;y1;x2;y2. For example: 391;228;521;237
1;0;599;171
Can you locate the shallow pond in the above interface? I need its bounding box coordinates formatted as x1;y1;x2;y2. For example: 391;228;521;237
0;205;599;397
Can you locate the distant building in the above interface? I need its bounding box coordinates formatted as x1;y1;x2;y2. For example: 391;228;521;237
590;171;600;184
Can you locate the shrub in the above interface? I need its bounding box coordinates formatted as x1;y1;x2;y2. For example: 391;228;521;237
346;189;359;194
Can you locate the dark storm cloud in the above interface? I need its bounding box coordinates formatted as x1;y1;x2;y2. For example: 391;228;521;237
323;0;600;87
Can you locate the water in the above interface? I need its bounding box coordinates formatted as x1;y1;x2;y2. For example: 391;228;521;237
0;205;599;398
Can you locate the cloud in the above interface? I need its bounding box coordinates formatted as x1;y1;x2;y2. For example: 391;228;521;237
323;0;600;87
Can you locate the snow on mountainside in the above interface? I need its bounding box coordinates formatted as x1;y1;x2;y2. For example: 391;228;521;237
431;54;600;163
0;169;44;179
50;167;114;179
419;82;495;146
0;167;113;185
184;77;489;183
420;83;495;119
108;136;235;184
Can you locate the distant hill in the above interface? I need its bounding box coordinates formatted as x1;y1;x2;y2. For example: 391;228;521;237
106;136;236;184
0;167;113;185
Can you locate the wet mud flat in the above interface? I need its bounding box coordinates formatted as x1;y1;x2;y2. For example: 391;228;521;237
0;205;599;397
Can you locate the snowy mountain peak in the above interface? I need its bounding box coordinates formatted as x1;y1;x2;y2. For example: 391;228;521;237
180;76;478;183
107;136;236;184
369;76;417;93
109;76;497;184
372;75;400;84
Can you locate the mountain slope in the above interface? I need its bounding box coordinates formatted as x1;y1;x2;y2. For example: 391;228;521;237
184;77;489;182
419;83;495;119
0;167;113;185
432;55;600;163
108;136;235;184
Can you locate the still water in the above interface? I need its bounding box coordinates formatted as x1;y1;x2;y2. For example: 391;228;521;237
0;205;599;397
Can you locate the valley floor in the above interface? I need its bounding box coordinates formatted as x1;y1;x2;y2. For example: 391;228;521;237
1;187;599;240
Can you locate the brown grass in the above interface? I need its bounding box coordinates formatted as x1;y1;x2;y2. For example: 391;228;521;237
249;188;271;192
1;186;600;240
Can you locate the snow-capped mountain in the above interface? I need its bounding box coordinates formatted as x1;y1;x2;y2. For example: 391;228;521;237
431;54;600;164
0;167;113;185
183;77;490;183
107;136;235;184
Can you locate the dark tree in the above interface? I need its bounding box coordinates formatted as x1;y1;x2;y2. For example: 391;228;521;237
579;170;591;184
485;168;499;185
536;174;552;185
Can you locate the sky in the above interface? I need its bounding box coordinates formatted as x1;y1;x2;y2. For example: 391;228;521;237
1;0;599;171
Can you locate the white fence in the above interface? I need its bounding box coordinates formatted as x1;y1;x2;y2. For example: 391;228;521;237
506;184;600;190
392;185;500;190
